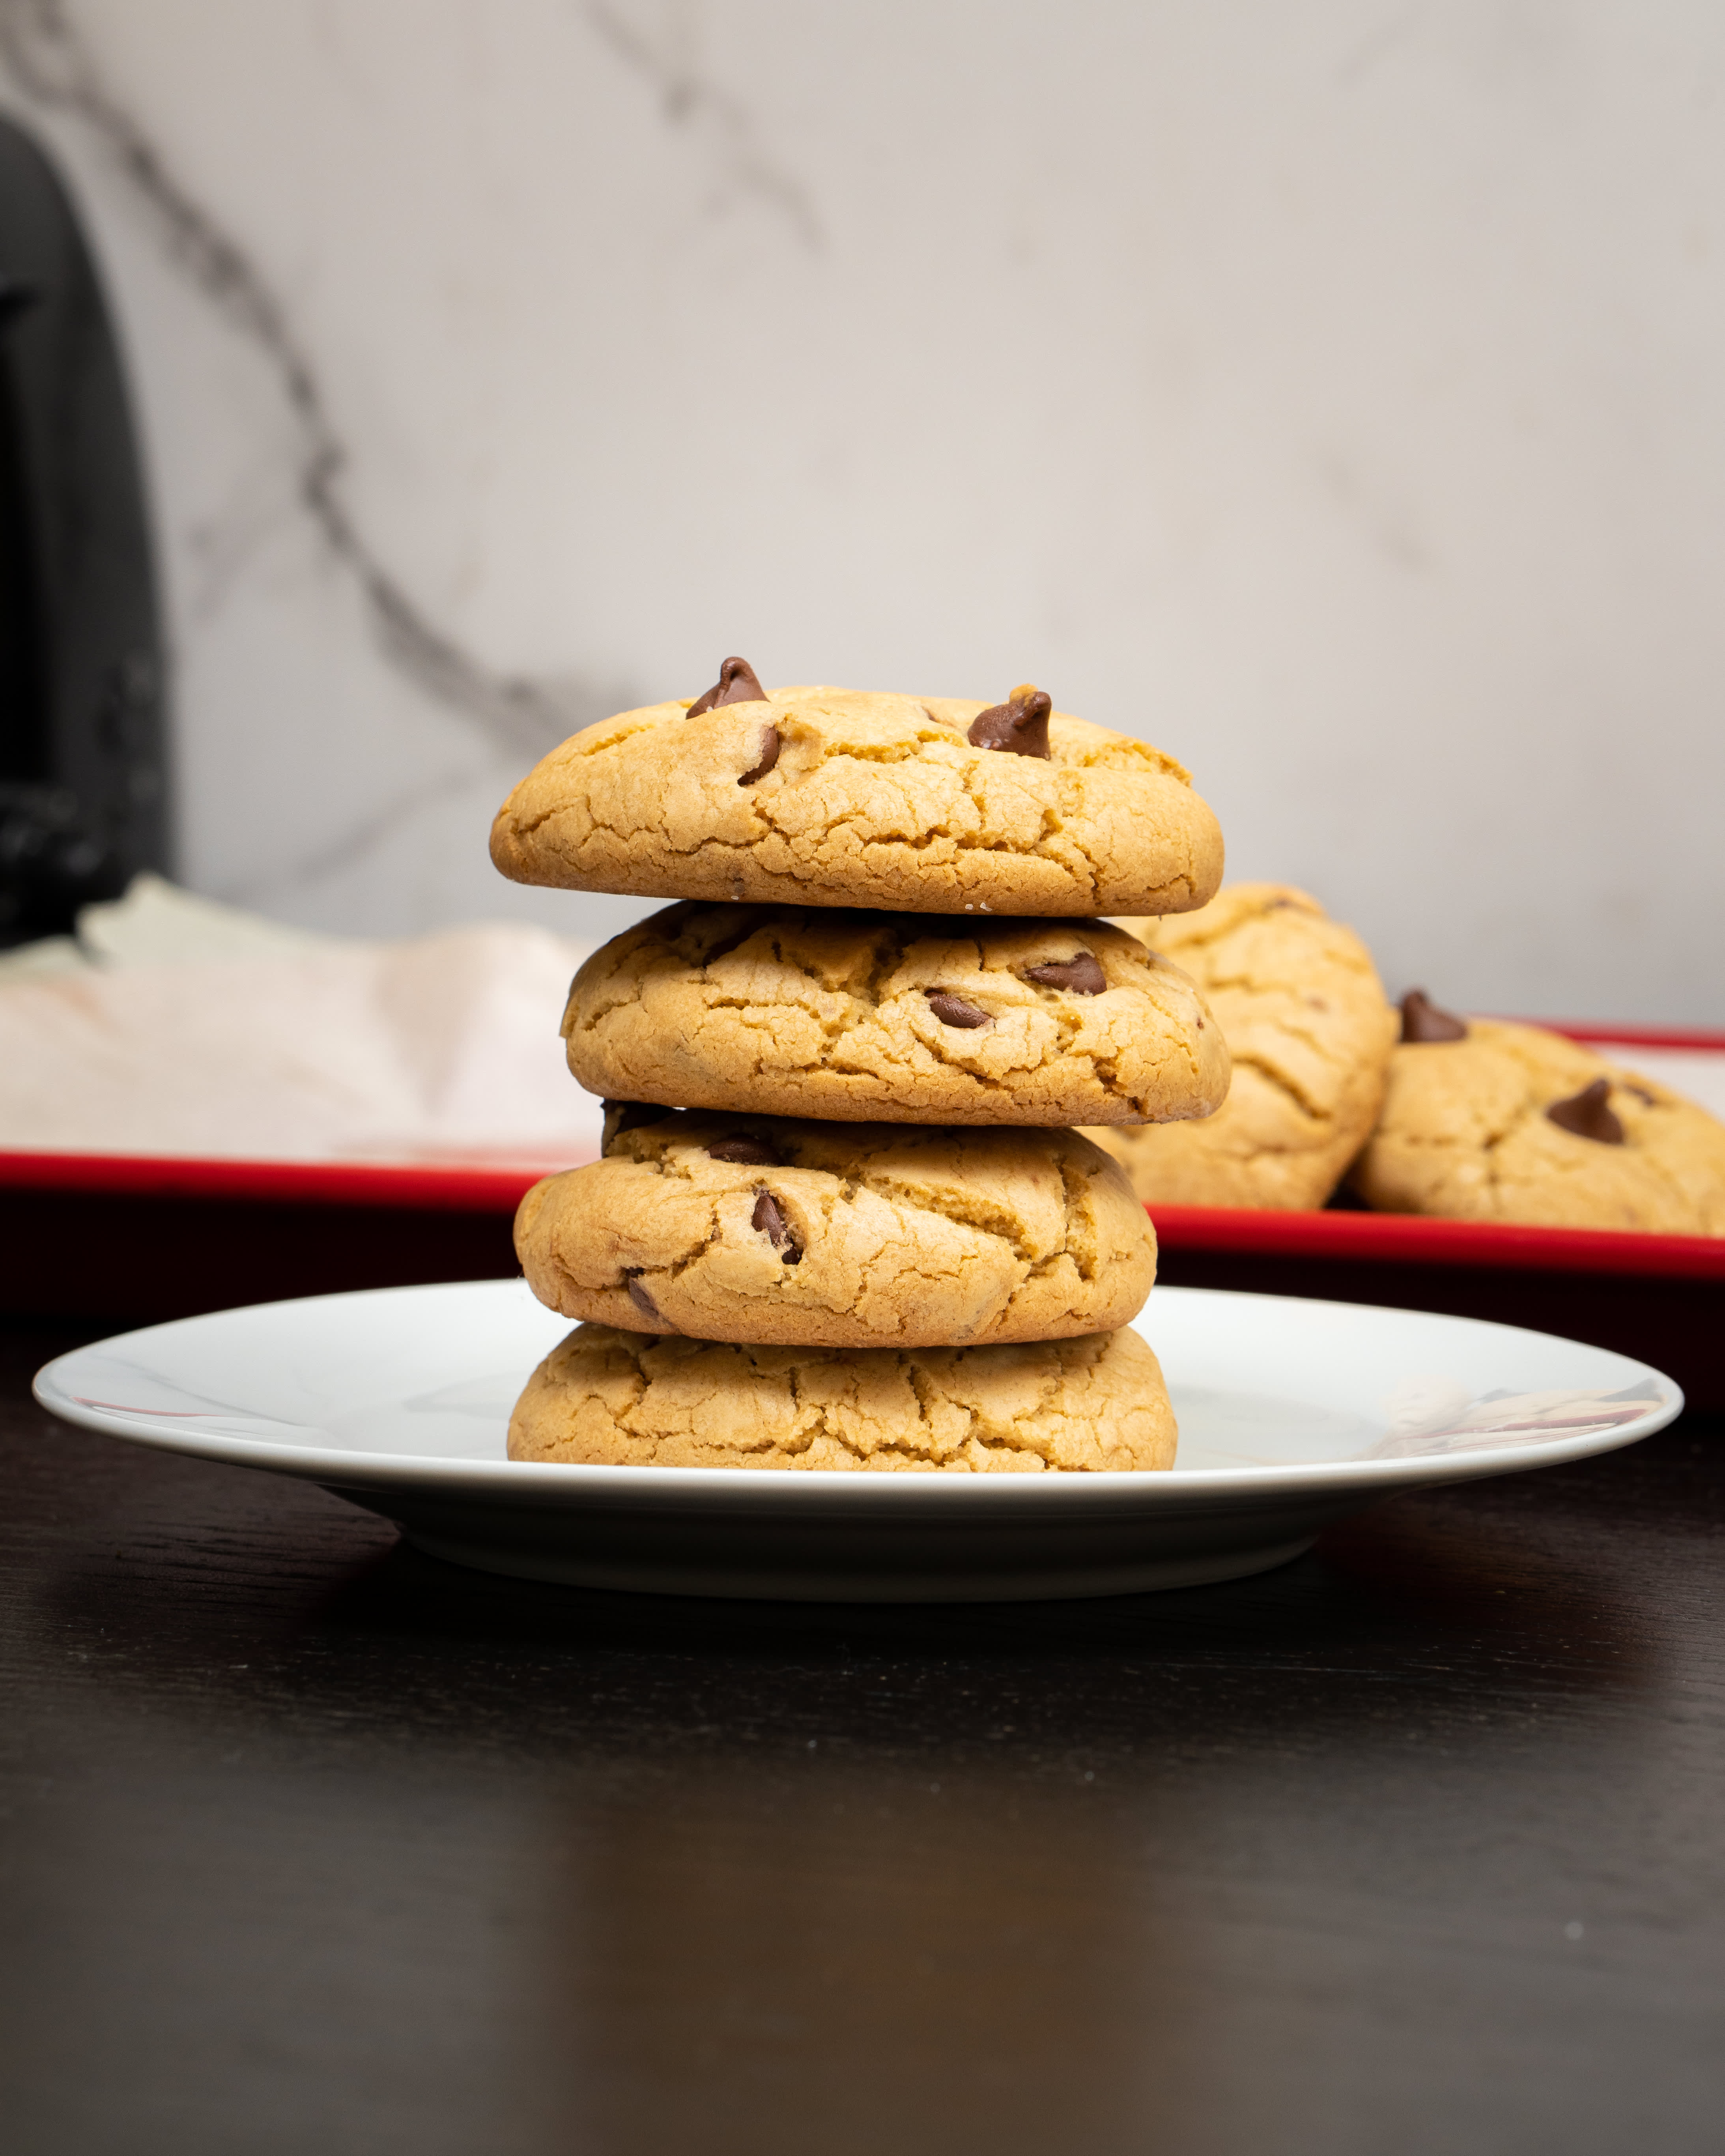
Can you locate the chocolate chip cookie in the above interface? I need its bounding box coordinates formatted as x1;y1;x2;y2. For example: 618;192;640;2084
515;1109;1156;1347
1084;884;1398;1208
507;1322;1178;1472
490;667;1224;918
560;902;1229;1127
1349;1008;1725;1233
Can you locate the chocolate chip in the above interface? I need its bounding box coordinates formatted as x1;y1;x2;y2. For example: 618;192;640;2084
601;1100;674;1153
1023;952;1106;995
926;989;992;1028
752;1188;802;1263
737;725;780;786
1545;1078;1625;1145
623;1270;667;1324
688;656;770;715
707;1134;786;1167
1400;990;1469;1043
967;683;1052;759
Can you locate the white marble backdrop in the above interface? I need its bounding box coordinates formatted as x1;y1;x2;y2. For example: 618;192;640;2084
3;0;1723;1018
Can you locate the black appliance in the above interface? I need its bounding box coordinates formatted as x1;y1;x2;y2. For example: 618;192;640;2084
0;110;168;945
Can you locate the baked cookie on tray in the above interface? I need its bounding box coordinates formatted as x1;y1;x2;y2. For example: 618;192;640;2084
1085;884;1397;1209
1349;998;1725;1234
560;902;1230;1127
490;659;1224;919
515;1109;1155;1348
508;1323;1178;1473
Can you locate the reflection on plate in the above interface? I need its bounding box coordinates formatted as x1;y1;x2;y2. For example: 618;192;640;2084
1368;1373;1668;1458
35;1283;1680;1603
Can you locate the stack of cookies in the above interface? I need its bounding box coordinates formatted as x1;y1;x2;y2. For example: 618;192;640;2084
488;661;1229;1473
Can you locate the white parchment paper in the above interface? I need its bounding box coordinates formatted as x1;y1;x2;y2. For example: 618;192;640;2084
0;880;605;1165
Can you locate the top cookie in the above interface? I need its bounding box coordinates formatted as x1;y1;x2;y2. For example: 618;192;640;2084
490;665;1224;918
1085;884;1398;1209
1349;1007;1725;1235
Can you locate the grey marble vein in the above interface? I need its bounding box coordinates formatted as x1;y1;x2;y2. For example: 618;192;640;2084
583;0;823;250
0;0;612;764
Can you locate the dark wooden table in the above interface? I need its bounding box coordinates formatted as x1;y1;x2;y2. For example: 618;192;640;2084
4;1319;1722;2156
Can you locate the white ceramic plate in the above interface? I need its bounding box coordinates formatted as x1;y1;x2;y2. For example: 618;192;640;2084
34;1282;1681;1603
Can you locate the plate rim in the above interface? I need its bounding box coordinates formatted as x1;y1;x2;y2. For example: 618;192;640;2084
32;1279;1684;1504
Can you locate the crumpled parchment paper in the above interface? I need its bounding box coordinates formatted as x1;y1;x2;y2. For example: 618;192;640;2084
0;878;604;1164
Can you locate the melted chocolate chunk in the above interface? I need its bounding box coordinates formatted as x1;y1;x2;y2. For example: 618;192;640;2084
699;913;766;966
707;1133;786;1167
1545;1077;1625;1145
737;725;780;786
1023;952;1106;995
623;1271;666;1324
1400;989;1469;1043
925;989;992;1029
688;656;770;715
601;1100;674;1154
967;683;1052;759
752;1188;802;1263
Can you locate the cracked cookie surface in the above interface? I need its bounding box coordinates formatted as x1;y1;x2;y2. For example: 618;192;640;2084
490;683;1224;917
507;1323;1177;1472
561;903;1229;1127
1085;884;1397;1208
516;1110;1156;1348
1349;1020;1725;1233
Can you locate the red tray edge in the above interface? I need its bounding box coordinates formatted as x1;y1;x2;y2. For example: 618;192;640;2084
2;1149;1721;1281
4;1023;1723;1275
1144;1204;1725;1280
1514;1020;1725;1050
0;1149;569;1213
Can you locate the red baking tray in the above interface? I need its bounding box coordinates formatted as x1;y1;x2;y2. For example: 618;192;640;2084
4;1022;1722;1407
